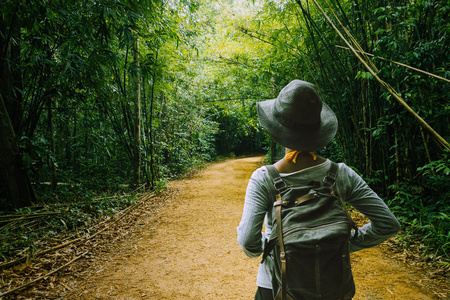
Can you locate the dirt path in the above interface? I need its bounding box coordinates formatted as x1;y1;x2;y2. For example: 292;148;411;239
60;157;447;299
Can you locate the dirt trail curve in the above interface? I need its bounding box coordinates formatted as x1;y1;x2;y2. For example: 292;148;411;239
61;157;447;300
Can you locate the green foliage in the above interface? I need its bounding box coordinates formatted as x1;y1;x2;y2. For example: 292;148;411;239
355;71;374;80
0;0;226;207
387;152;450;259
417;152;450;183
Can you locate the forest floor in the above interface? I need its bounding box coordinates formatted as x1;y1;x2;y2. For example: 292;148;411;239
8;156;450;299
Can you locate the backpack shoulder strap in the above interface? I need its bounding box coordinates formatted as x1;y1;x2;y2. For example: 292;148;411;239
323;161;339;191
327;161;359;240
266;165;290;300
265;165;289;193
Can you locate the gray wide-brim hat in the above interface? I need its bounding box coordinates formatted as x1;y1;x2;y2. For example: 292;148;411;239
257;80;337;152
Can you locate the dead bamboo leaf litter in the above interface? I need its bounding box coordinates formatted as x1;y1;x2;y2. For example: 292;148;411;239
0;192;158;298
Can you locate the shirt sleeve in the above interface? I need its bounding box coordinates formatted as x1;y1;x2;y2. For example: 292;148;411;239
336;164;401;253
237;168;272;258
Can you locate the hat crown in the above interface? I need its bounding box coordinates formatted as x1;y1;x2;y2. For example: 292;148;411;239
273;80;322;127
256;79;337;151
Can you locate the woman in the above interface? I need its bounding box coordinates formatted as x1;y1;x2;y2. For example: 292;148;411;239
237;80;400;300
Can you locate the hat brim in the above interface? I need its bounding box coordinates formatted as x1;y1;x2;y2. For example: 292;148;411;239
257;99;338;151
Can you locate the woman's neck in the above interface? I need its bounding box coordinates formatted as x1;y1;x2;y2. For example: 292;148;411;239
274;149;326;173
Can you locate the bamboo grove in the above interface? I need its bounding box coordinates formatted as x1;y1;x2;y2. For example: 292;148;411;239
0;0;449;260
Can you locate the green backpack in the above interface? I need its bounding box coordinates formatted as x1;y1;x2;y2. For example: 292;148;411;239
262;162;358;300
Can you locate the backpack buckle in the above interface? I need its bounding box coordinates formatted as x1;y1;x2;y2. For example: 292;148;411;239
273;177;288;191
323;176;336;188
274;194;288;207
274;200;289;207
322;175;336;191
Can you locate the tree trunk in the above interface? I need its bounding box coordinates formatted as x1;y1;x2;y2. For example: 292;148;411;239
0;95;34;209
133;39;141;185
270;74;278;164
0;13;34;209
47;97;57;190
148;51;158;189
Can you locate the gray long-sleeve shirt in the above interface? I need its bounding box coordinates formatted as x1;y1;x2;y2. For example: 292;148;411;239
237;159;401;289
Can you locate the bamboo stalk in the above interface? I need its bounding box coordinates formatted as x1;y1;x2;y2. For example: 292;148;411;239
0;212;60;219
93;194;131;201
0;251;88;297
395;126;400;186
311;0;449;151
420;127;435;176
0;212;61;223
335;45;450;83
0;220;19;231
